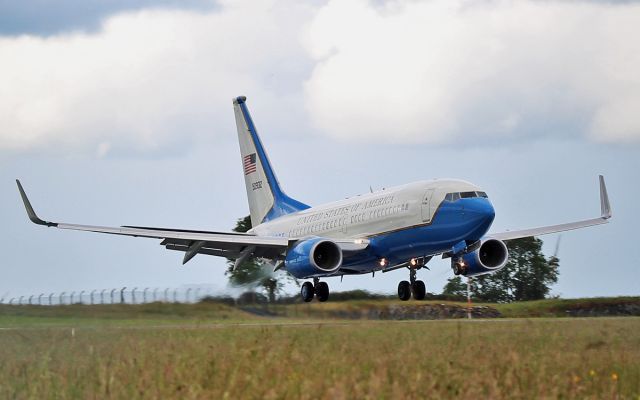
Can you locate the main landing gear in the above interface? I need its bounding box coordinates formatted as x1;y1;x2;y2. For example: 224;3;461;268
301;278;330;303
397;262;427;301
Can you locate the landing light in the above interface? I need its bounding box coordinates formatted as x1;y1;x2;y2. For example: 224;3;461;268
410;258;417;266
379;258;387;267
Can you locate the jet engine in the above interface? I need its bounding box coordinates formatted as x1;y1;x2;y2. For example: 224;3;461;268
453;238;509;277
284;237;343;278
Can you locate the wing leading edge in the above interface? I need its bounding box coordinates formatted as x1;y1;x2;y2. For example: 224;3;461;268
489;175;612;241
16;179;289;264
16;180;369;265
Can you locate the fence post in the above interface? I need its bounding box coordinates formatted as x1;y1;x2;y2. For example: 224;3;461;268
38;293;44;305
143;288;149;304
49;293;54;306
173;289;178;303
164;288;170;302
466;278;471;319
79;290;85;305
120;287;126;304
60;292;66;305
132;287;138;304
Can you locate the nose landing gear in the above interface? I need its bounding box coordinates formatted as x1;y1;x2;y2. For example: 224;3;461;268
300;278;330;302
452;258;467;276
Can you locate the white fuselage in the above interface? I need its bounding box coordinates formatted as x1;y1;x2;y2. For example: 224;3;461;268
251;179;482;240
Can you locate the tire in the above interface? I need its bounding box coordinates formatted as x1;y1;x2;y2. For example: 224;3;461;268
412;280;426;300
301;282;315;302
397;280;411;301
315;282;329;302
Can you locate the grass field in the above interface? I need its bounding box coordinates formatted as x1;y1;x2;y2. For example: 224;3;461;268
1;302;639;399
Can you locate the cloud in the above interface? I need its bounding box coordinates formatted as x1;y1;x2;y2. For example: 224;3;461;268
1;0;639;155
0;0;217;36
0;0;314;154
303;0;640;144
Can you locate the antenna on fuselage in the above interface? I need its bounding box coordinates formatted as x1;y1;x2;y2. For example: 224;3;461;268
369;186;373;193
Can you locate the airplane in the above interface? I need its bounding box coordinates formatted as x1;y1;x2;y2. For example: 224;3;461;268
16;96;612;302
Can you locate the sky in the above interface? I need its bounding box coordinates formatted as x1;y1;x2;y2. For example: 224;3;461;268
1;0;639;302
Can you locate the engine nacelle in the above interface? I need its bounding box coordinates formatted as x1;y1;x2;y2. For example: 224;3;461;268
454;238;509;277
284;237;343;279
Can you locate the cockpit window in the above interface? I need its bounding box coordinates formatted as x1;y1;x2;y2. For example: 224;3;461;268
445;191;488;201
445;192;461;201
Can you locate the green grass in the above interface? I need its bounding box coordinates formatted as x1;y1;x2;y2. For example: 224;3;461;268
492;296;640;318
273;296;640;319
1;296;638;328
0;302;258;328
0;318;638;398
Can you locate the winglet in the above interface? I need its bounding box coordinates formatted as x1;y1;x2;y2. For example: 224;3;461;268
16;180;57;227
599;175;612;219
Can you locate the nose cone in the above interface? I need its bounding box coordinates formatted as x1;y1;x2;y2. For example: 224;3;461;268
465;198;495;233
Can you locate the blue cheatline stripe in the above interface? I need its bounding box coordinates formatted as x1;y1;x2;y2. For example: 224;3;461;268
236;97;310;223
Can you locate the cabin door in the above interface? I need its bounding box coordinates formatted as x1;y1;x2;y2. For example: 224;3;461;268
421;189;435;223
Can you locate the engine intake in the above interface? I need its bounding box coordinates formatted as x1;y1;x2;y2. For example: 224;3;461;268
285;237;343;278
454;238;509;277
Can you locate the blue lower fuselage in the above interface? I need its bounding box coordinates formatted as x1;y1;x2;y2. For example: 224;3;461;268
342;197;496;273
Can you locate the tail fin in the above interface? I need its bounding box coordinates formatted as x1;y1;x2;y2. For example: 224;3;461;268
232;96;309;227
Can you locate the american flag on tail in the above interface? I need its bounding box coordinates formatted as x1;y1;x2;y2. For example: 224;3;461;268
243;153;257;175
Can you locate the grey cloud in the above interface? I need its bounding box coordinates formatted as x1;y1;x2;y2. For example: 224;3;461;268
0;0;217;36
303;0;640;144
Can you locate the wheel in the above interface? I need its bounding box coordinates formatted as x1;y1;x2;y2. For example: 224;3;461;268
301;282;314;302
315;281;329;302
452;263;460;275
412;280;426;300
453;261;464;275
397;281;411;301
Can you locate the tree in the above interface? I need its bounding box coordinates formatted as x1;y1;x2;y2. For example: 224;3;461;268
443;237;559;302
225;216;296;302
442;276;467;298
480;237;558;302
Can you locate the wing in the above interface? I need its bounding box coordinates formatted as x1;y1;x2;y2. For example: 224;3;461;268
17;180;369;265
489;175;612;241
